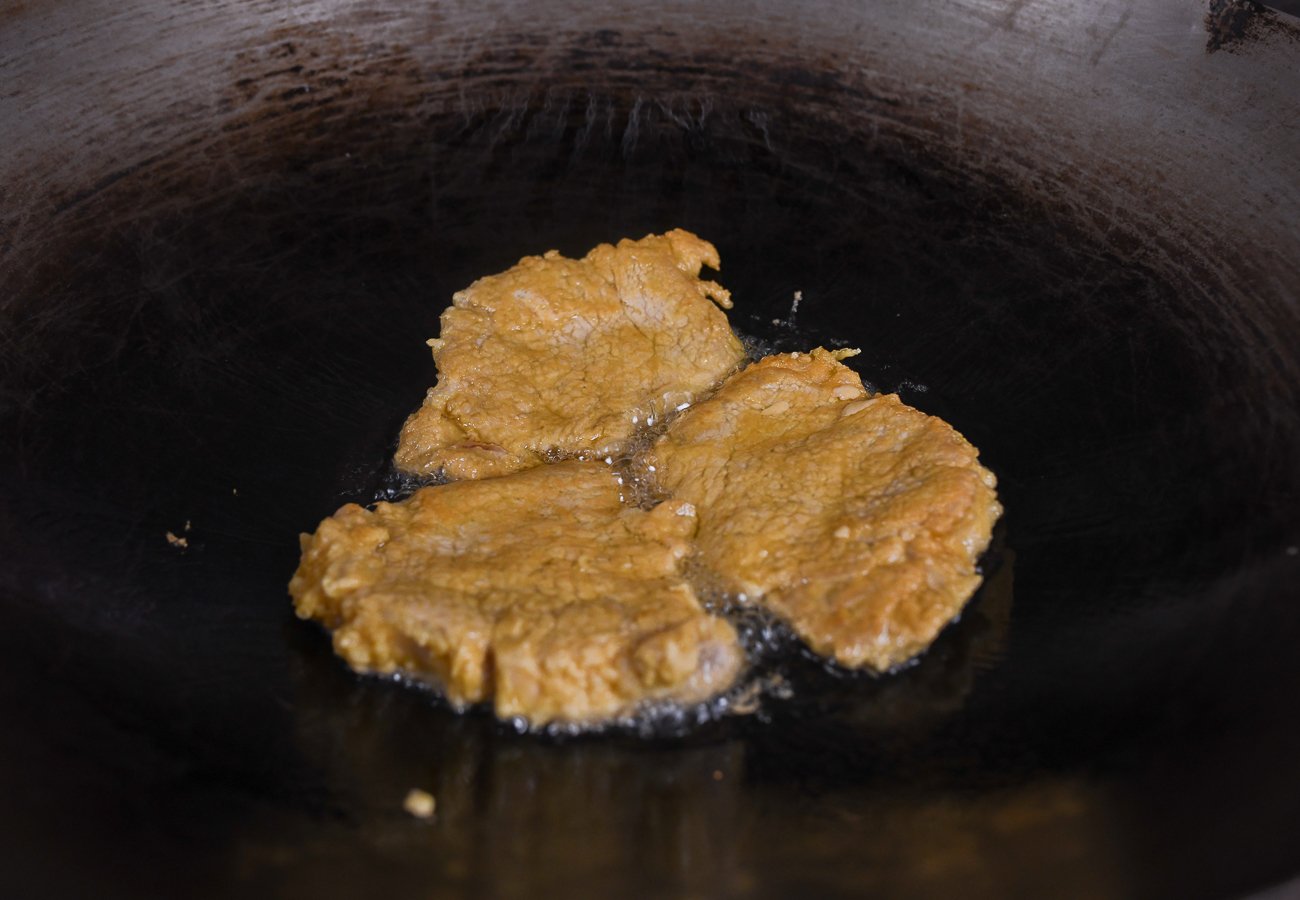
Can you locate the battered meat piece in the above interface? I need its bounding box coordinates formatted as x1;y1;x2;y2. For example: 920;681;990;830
290;461;743;726
395;230;747;480
648;349;1002;672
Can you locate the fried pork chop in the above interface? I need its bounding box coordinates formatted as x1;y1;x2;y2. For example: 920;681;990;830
394;230;747;481
649;349;1002;672
290;461;743;726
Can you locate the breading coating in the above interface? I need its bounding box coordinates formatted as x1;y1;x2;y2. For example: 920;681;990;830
290;461;743;726
296;230;1004;726
649;349;1002;672
395;230;747;480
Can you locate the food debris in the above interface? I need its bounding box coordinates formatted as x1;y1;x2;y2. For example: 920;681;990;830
403;788;436;819
773;289;803;326
166;520;193;550
727;679;765;716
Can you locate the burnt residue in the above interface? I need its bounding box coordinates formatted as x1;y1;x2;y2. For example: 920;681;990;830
1204;0;1289;51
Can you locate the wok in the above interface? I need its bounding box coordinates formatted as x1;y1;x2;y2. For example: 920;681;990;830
2;1;1298;897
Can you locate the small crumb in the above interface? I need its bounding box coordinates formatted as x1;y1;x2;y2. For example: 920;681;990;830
676;502;696;517
833;525;851;539
184;520;192;532
165;531;189;549
712;770;724;781
728;679;763;714
232;487;239;496
403;788;436;819
771;318;782;326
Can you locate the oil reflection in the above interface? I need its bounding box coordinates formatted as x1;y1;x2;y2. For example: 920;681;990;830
276;638;751;896
247;538;1018;896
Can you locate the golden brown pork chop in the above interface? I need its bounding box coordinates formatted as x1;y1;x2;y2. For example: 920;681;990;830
395;230;747;480
648;349;1001;672
290;461;743;726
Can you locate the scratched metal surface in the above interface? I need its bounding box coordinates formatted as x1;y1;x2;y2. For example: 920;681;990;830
1;1;1298;898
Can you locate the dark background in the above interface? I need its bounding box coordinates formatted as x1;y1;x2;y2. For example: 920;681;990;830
2;4;1298;899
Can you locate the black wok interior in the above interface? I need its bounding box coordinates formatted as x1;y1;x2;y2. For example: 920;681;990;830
3;21;1299;900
